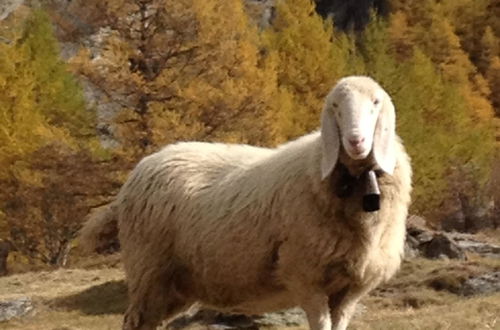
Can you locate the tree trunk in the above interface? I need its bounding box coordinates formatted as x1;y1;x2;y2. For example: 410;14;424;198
0;240;11;276
55;241;72;267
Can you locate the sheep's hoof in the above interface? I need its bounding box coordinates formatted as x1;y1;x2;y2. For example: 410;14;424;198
123;310;142;330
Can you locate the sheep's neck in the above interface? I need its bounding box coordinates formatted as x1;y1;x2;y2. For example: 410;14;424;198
337;147;376;177
333;149;383;212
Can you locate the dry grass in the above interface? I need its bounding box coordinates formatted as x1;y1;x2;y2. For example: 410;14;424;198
351;295;500;330
0;265;124;330
353;255;500;330
0;267;124;300
475;228;500;246
1;310;122;330
0;254;499;329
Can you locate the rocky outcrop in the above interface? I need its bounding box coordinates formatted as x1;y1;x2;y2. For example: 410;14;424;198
0;0;23;21
461;272;500;296
165;308;307;330
422;234;466;260
405;215;500;260
245;0;275;29
79;77;123;149
165;304;366;330
0;297;33;322
447;233;500;258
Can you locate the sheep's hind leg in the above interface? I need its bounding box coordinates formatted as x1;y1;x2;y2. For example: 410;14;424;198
300;293;332;330
123;271;189;330
123;297;188;330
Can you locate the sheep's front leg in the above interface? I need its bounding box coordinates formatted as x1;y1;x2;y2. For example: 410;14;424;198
329;285;370;330
301;294;332;330
330;301;357;330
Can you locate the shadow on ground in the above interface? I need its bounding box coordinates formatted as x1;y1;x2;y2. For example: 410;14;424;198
50;279;261;329
51;280;128;315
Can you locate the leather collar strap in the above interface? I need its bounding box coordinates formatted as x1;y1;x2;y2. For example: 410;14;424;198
331;164;383;212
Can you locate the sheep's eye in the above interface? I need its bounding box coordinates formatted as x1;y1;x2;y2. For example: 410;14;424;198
373;99;380;105
332;102;338;108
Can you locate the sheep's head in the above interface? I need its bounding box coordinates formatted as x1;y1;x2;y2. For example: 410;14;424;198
320;76;396;180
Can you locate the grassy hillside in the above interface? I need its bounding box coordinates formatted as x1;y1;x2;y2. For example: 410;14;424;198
1;254;499;330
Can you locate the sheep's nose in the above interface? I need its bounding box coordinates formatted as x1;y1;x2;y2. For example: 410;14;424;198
348;136;365;147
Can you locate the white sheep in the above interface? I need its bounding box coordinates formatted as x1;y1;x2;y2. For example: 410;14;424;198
80;76;412;330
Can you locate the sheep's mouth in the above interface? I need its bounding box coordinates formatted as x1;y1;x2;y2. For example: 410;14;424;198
346;148;369;160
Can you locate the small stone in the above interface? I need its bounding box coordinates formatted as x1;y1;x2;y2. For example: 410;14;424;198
0;297;34;322
0;0;23;21
447;232;500;258
461;272;500;296
423;234;466;260
416;231;435;244
255;308;306;327
407;215;428;230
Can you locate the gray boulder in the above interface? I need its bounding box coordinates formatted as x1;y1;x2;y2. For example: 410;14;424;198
447;232;500;259
0;0;23;21
165;304;365;329
0;297;34;322
422;234;466;260
461;272;500;296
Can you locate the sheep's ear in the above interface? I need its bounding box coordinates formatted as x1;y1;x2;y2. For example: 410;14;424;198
373;91;396;174
320;105;340;181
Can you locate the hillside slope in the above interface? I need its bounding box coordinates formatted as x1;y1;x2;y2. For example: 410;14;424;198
1;253;499;330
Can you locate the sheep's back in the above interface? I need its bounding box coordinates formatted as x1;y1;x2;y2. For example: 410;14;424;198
116;141;274;230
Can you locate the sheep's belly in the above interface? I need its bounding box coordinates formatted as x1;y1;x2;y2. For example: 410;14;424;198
188;268;290;312
201;289;296;315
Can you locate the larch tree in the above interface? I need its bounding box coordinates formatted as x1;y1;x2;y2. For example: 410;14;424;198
0;10;94;183
71;0;280;157
487;56;500;116
0;10;117;267
478;26;500;116
390;0;498;146
356;17;494;219
387;11;413;61
439;0;492;67
262;0;353;140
